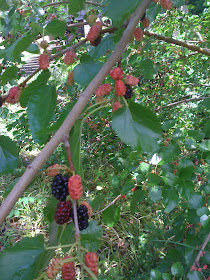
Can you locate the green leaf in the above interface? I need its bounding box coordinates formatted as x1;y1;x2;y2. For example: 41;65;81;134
0;235;45;280
171;262;184;276
19;70;51;107
0;66;19;85
185;139;197;150
80;221;103;252
102;0;141;27
74;58;103;86
130;189;145;214
0;136;18;173
179;180;194;200
26;43;40;54
58;224;75;252
146;173;161;186
139;162;150;173
88;34;115;59
149;186;162;203
162;172;178;187
102;205;120;227
171;0;185;7
45;19;66;37
188;130;205;141
200;214;209;228
139;59;155;79
178;159;194;179
150;269;162;280
189;195;204;210
158;143;180;165
146;2;161;22
196;207;209;217
162;273;171;280
163;187;179;213
0;0;9;11
44;197;58;223
91;194;106;211
69;120;84;179
112;102;161;152
68;0;86;14
187;271;203;280
200;140;210;152
27;85;57;144
162;120;176;131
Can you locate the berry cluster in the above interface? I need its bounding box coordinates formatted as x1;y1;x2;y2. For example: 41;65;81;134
85;252;98;276
46;258;63;279
62;256;76;280
38;53;50;70
64;51;77;65
68;174;83;200
51;174;69;201
160;0;173;9
87;21;102;46
54;201;72;225
6;86;22;104
70;205;89;230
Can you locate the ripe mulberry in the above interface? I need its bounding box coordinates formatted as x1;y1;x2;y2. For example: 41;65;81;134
71;204;89;230
85;252;98;276
91;34;102;47
46;258;63;279
6;86;22;104
87;21;102;44
38;53;50;70
51;174;69;201
124;84;133;99
54;201;72;224
125;75;139;86
109;67;124;80
160;0;173;9
64;51;77;65
62;256;76;280
112;101;122;112
134;28;143;42
67;71;74;86
81;201;93;217
95;83;112;97
68;174;83;200
115;80;126;96
142;17;150;28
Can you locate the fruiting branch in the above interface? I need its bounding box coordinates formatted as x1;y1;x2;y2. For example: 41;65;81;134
153;96;210;112
93;195;122;215
191;232;210;269
0;0;152;225
143;30;210;56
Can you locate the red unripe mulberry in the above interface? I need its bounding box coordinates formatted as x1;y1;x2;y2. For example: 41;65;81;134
142;17;150;28
115;80;126;96
46;163;60;177
160;0;173;9
46;258;63;279
81;201;93;217
112;101;122;112
125;75;139;86
109;67;124;80
39;53;50;70
95;83;112;97
87;21;102;44
6;86;22;104
64;51;77;65
85;252;98;276
62;256;76;280
134;28;143;42
68;174;83;200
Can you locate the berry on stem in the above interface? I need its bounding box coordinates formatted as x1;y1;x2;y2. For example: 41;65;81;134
64;51;77;65
46;163;60;177
40;40;48;49
160;0;173;10
62;256;76;280
125;75;139;86
87;21;102;44
38;53;50;70
112;101;122;112
54;201;72;224
115;80;126;96
134;27;143;42
51;174;69;201
46;258;63;279
95;83;112;97
124;84;133;99
109;67;124;80
141;17;150;28
85;252;98;276
68;174;83;200
6;87;22;104
70;204;89;230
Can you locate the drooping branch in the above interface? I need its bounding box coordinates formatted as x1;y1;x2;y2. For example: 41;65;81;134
143;30;210;56
154;96;210;112
0;0;152;225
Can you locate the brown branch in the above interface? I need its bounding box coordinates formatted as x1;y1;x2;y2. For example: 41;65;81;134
191;232;210;269
154;96;210;112
143;30;210;56
63;134;75;171
93;195;122;215
0;0;152;225
171;150;199;164
43;1;104;8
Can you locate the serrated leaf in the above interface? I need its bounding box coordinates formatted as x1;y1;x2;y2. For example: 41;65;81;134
162;273;171;280
162;172;178;187
179;180;194;200
189;195;204;210
139;59;155;79
102;205;120;227
158;143;180;165
68;0;86;14
0;0;9;11
188;130;205;141
178;159;194;179
19;70;51;107
149;186;162;202
112;102;161;152
146;173;161;186
0;235;44;280
58;224;75;252
26;43;40;54
27;85;57;144
185;139;197;150
139;162;150;173
146;2;162;22
130;189;145;214
171;262;184;276
74;59;103;86
200;214;209;228
102;0;141;27
162;120;176;131
69;120;84;179
88;34;115;59
45;19;66;37
80;221;103;252
200;140;210;152
163;187;179;213
0;136;18;173
0;65;19;85
44;197;58;223
150;269;162;279
91;194;106;211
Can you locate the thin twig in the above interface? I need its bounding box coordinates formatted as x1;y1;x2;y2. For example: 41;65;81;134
73;200;80;238
154;96;210;112
191;232;210;268
94;195;122;215
63;134;75;171
171;150;199;164
143;30;210;56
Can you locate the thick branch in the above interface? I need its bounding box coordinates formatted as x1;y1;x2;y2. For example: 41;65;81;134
154;96;209;112
143;30;210;56
0;0;152;225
